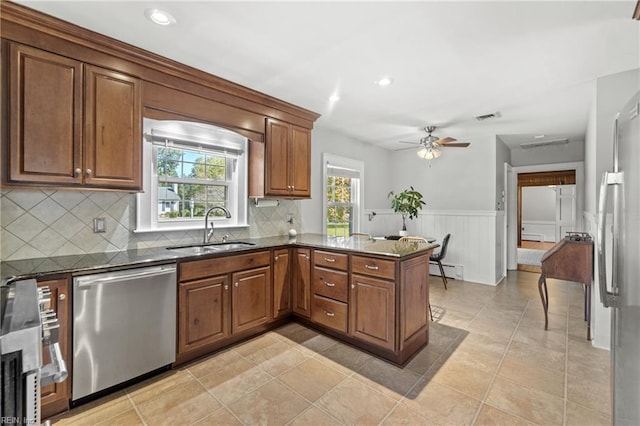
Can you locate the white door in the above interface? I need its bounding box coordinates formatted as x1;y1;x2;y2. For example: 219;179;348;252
555;184;576;240
506;163;517;270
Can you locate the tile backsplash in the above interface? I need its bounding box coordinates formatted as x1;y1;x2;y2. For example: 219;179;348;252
0;189;301;261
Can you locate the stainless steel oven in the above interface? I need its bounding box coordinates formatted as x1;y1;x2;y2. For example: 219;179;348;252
1;279;67;424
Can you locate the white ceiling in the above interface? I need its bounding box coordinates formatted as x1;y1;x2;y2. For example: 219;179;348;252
18;1;640;150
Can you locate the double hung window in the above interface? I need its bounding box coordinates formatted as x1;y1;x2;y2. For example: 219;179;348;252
137;119;248;232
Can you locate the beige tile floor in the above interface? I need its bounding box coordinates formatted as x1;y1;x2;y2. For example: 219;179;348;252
51;271;611;425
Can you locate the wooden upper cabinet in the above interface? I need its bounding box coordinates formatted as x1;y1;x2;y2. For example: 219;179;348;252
8;43;83;185
4;42;142;190
84;65;141;189
262;117;311;198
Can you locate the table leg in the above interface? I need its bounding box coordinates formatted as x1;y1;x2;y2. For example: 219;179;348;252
585;283;592;340
538;274;549;330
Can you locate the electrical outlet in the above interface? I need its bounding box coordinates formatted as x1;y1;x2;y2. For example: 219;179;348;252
93;217;106;233
287;213;294;224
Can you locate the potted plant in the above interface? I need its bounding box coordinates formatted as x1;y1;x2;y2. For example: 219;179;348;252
388;186;425;236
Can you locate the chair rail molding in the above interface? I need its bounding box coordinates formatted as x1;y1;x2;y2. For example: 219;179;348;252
362;209;503;285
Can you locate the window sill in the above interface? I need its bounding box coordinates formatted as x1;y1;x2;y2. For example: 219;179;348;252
134;222;250;234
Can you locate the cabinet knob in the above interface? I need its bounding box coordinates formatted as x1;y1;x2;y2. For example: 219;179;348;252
235;282;239;287
59;293;66;301
224;284;229;290
351;284;355;289
85;169;92;176
74;168;82;177
275;256;279;261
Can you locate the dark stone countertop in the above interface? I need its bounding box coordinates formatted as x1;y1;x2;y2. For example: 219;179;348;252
1;234;438;282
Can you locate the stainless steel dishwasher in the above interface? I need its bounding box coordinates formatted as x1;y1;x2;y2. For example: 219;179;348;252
72;264;176;401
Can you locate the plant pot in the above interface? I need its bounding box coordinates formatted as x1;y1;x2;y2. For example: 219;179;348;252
399;230;408;237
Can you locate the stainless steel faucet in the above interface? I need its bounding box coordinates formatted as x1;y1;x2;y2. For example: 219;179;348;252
203;206;232;243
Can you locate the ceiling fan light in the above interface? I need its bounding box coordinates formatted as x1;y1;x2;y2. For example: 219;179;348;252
433;148;442;158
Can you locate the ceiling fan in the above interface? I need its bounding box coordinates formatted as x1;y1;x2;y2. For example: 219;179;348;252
399;126;471;160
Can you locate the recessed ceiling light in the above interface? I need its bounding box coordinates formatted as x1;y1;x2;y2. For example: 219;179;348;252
145;8;176;26
375;76;394;87
534;134;546;139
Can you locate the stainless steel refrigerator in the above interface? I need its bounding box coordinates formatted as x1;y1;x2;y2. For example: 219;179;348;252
597;90;640;425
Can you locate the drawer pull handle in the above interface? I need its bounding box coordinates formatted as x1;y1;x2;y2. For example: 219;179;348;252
325;281;335;287
324;310;335;317
365;264;379;270
324;258;336;263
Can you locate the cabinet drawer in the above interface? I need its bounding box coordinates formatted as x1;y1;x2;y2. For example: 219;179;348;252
313;267;348;302
314;250;348;271
180;251;270;281
311;295;347;334
352;256;396;280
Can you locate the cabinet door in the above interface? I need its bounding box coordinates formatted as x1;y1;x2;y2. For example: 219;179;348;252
273;248;291;319
178;275;230;354
350;274;396;351
232;266;271;334
37;277;71;419
264;117;291;195
292;248;312;317
289;125;311;197
7;43;83;185
84;65;141;189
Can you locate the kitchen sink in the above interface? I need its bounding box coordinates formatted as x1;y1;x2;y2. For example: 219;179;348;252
166;242;255;256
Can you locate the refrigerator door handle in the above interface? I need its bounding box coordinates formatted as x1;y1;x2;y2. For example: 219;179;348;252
597;171;622;308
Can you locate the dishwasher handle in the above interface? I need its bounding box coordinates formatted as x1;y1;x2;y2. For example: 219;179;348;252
75;265;176;288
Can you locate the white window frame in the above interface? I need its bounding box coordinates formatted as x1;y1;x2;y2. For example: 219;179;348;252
136;118;249;233
322;153;364;236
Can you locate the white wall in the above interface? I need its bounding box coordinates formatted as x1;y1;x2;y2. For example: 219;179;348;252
522;186;555;221
300;126;392;233
495;137;511;211
389;134;496;211
510;140;584;167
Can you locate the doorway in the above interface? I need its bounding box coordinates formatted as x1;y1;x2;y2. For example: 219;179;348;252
516;170;576;271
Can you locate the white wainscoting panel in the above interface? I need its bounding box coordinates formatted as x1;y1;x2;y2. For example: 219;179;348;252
362;209;501;285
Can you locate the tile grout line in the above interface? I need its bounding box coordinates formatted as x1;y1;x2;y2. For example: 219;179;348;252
469;294;531;425
123;392;148;426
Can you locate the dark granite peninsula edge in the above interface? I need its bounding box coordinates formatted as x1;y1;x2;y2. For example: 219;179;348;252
1;233;438;281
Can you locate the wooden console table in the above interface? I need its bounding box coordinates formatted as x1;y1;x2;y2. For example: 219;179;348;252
538;234;594;339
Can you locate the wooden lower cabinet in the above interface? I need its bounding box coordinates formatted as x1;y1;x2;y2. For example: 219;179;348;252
176;250;273;363
231;266;271;334
272;248;291;319
349;274;395;351
37;276;71;420
292;248;311;317
178;275;230;354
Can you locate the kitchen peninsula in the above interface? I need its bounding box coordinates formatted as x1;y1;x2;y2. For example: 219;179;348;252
2;235;437;372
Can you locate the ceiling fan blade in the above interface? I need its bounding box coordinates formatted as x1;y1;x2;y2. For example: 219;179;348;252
398;140;420;145
441;142;471;148
436;137;457;144
394;145;421;151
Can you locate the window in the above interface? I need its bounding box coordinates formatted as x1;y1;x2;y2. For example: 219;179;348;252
322;154;364;237
137;119;248;232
